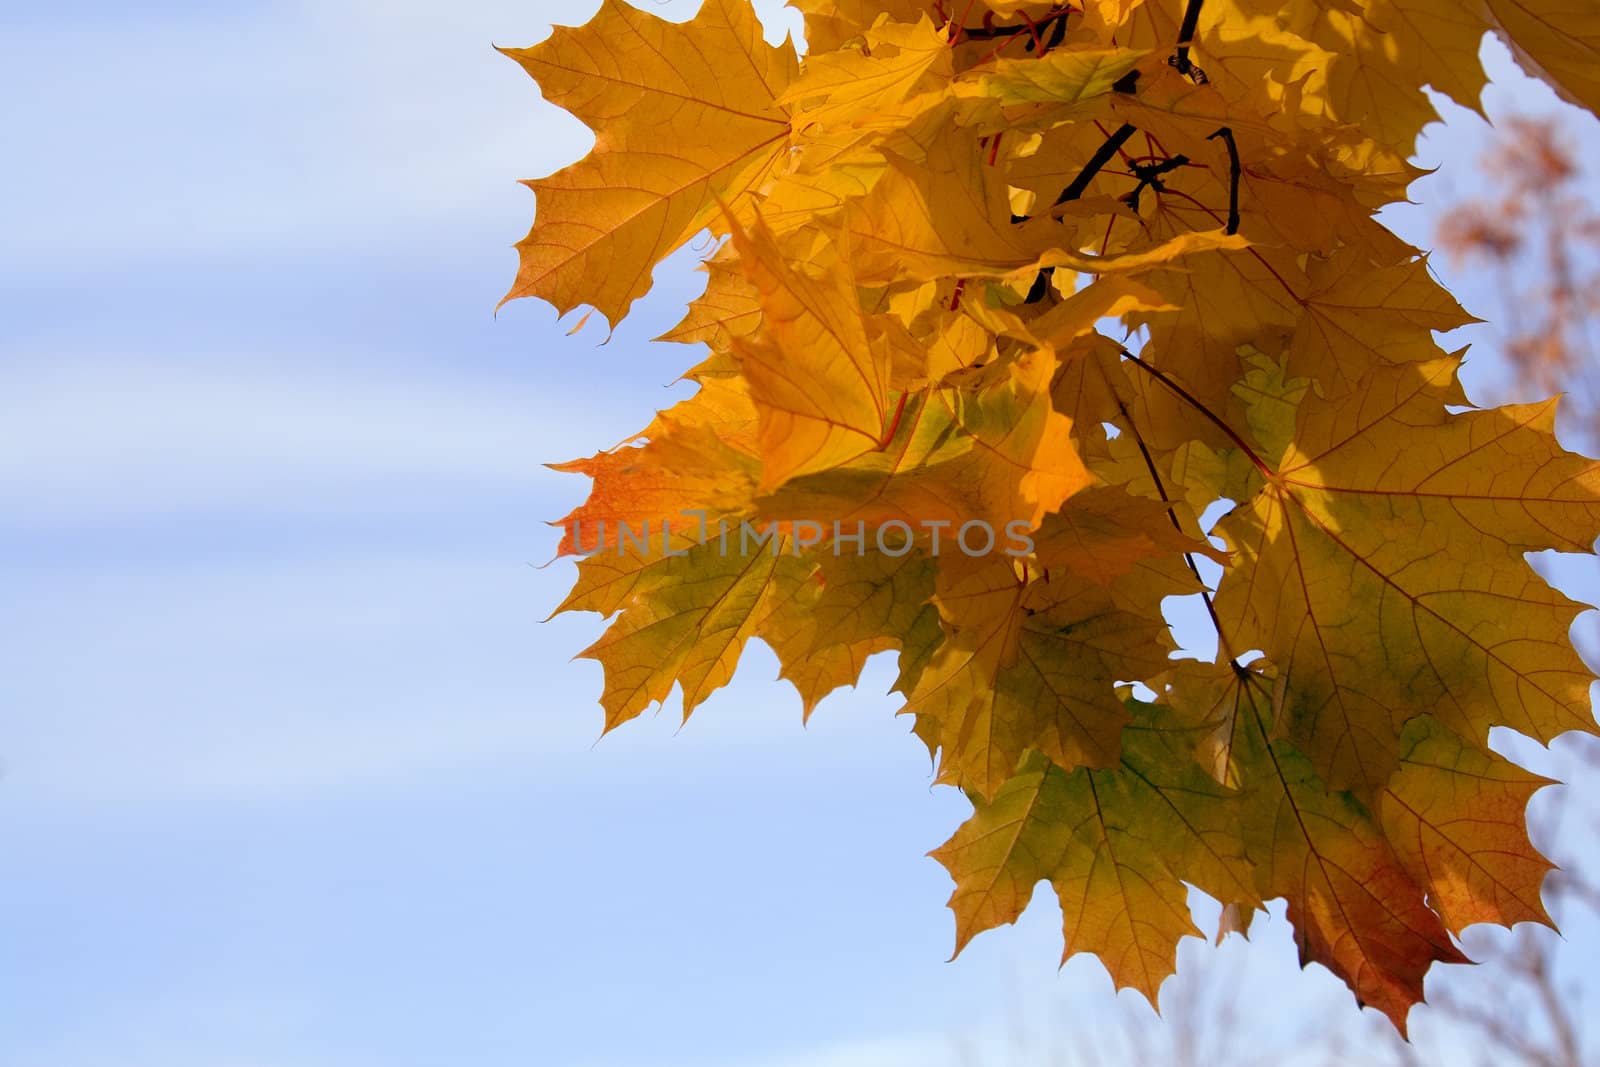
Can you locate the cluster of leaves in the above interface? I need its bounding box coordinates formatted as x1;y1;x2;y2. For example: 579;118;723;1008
499;0;1600;1034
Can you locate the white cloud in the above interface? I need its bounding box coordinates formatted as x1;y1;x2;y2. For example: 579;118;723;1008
2;552;587;802
2;545;921;807
0;1;594;269
0;0;811;272
0;351;595;524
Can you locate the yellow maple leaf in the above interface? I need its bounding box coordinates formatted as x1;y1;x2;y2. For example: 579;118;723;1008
779;14;952;132
905;553;1165;797
1484;0;1600;112
500;0;796;327
1216;669;1470;1037
756;345;1093;535
1379;714;1556;934
931;702;1260;1002
1214;358;1600;788
726;213;900;489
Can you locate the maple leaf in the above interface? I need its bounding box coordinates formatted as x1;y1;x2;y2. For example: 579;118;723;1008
904;551;1169;798
1379;715;1556;934
499;0;1600;1037
551;373;760;560
577;537;806;730
1211;357;1600;789
1287;249;1479;388
500;0;795;328
725;213;901;488
756;345;1094;534
779;14;952;131
1210;668;1471;1037
931;700;1259;1002
1482;0;1600;113
657;253;764;352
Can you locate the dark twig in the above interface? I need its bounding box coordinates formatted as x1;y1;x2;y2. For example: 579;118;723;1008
1172;0;1207;80
1007;123;1138;229
1207;126;1241;234
1121;349;1273;476
1023;266;1056;304
1123;154;1191;212
1056;123;1138;205
1085;352;1239;658
1041;12;1070;51
950;4;1075;47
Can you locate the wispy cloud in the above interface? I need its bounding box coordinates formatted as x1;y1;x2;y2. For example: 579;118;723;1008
0;351;595;525
0;0;814;274
3;544;921;807
0;1;597;271
3;551;584;802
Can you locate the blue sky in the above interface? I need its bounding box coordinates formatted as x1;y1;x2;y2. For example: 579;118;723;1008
1;3;1596;1065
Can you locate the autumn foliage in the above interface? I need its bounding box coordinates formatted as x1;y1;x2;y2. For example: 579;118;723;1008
498;0;1600;1035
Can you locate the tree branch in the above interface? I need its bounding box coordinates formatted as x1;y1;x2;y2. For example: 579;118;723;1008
1123;153;1191;212
949;4;1075;48
1173;0;1207;80
1207;126;1242;234
1056;123;1138;205
1121;349;1274;477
